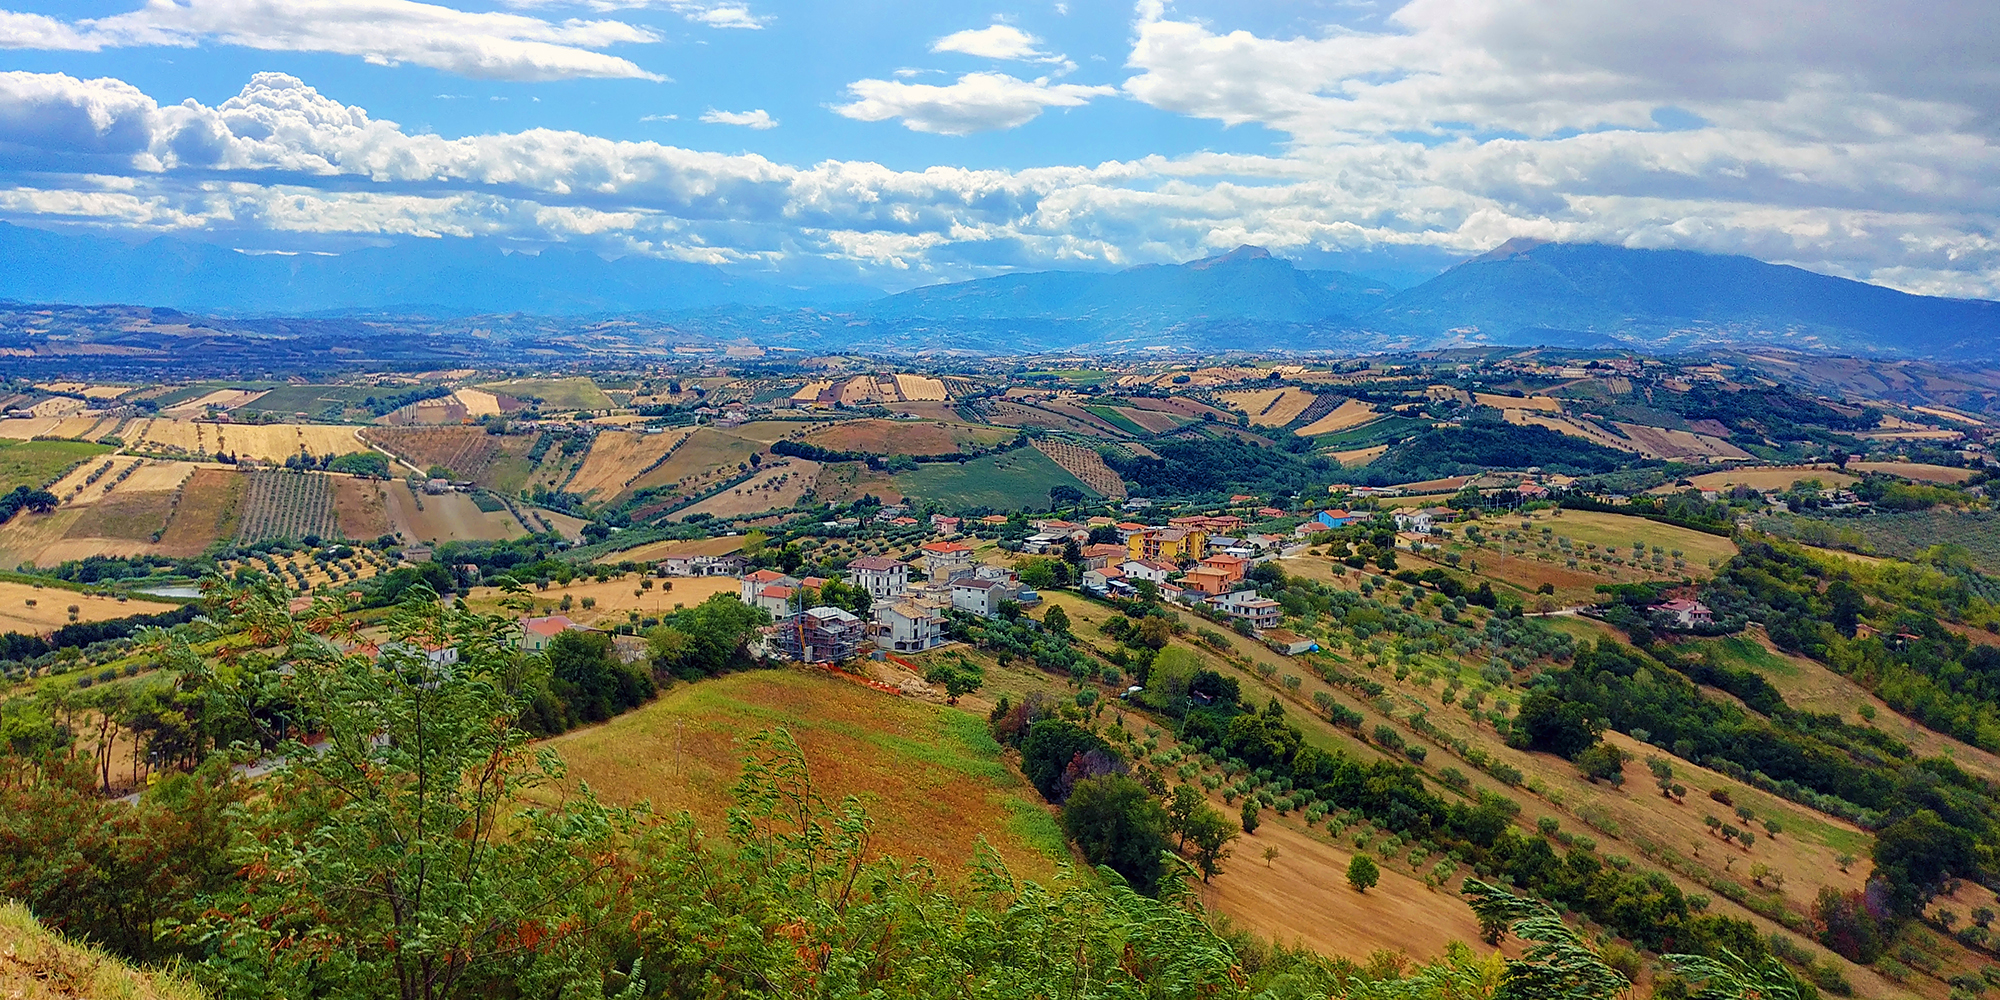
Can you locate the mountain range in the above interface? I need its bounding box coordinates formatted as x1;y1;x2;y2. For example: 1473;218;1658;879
2;222;1996;361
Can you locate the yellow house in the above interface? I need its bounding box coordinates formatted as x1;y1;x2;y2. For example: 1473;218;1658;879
1127;527;1205;565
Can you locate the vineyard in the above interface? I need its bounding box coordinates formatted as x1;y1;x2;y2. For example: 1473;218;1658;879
363;427;505;481
1032;439;1127;498
235;471;338;543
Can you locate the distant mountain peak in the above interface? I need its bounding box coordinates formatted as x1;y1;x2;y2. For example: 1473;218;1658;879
1462;237;1551;266
1187;245;1273;270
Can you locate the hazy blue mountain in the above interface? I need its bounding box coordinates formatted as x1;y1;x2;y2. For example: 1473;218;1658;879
869;245;1397;329
1371;238;2000;360
0;223;874;315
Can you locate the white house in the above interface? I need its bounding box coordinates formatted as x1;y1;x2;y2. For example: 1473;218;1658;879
1214;590;1281;631
950;578;1010;617
1119;559;1176;584
1650;598;1715;628
844;555;908;600
873;602;947;653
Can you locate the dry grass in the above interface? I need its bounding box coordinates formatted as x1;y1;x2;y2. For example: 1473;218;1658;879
1295;399;1380;437
813;461;907;506
463;574;740;626
631;428;761;494
155;468;246;557
566;429;696;500
62;490;176;542
382;486;526;545
1685;467;1857;492
1612;423;1753;461
1846;461;1976;483
125;419;362;463
1473;392;1562;412
332;477;392;541
1218;387;1318;427
546;669;1062;881
0;901;204;1000
596;535;745;564
1331;444;1388;467
1033;439;1126;498
800;419;1010;456
0;581;176;634
670;458;819;521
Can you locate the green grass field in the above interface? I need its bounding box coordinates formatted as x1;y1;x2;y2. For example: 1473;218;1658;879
546;668;1065;878
1082;405;1148;436
1308;414;1425;449
0;439;114;491
236;385;372;416
479;378;613;412
894;447;1097;510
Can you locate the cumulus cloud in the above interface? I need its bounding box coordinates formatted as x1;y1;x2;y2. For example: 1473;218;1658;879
933;24;1071;69
0;0;664;81
834;72;1114;134
700;108;776;129
500;0;768;28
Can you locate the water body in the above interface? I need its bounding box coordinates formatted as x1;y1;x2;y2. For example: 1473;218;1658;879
136;584;202;599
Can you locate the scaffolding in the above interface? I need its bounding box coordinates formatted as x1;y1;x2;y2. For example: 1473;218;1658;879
771;606;867;663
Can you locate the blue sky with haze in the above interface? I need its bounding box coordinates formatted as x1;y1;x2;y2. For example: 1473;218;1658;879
0;0;1994;294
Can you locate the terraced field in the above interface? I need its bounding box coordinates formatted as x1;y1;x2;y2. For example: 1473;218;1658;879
1032;438;1126;498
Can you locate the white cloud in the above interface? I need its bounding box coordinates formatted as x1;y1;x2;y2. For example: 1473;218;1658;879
700;108;776;129
0;0;664;81
933;24;1066;64
497;0;767;27
835;72;1114;135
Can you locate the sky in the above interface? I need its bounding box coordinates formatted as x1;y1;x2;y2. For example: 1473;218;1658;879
0;0;1995;294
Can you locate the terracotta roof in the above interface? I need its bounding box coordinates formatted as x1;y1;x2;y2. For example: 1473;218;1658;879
523;615;579;637
847;556;901;572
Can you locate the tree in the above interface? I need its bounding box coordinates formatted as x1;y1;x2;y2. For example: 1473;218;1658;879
1573;742;1630;786
1346;854;1379;893
1041;604;1070;636
193;588;634;1000
1165;784;1204;848
1048;484;1085;510
1514;689;1602;758
545;628;654;727
1061;774;1171;896
1873;808;1978;915
1183;806;1236;882
1239;797;1260;834
923;655;984;704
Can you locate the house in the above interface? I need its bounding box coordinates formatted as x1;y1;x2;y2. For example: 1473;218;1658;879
771;606;867;663
424;478;452;495
845;555;908;600
1517;482;1551;500
1261;628;1318;656
873;602;947;652
950;577;1012;617
1257;506;1288;518
930;515;962;534
752;584;798;617
1119;559;1176;584
1114;521;1149;542
1128;526;1205;564
919;541;976;580
1081;566;1125;593
1076;543;1125;571
1198;553;1249;584
1315;509;1364;530
1021;532;1067;555
1393;507;1453;534
1650;598;1714;628
1215;591;1281;630
521;614;587;651
662;554;745;577
740;569;799;605
1181;567;1235;595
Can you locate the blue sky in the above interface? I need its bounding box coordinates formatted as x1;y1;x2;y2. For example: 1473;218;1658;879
0;0;1995;295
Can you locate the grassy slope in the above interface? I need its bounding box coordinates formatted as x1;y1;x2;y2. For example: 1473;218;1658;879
0;902;203;1000
548;668;1065;881
894;447;1096;510
0;439;113;490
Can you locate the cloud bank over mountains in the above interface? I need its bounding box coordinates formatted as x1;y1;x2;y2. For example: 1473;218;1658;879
0;0;1993;297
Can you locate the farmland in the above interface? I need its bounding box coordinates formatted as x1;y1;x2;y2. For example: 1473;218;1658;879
462;574;740;626
124;419;361;464
477;377;612;412
0;580;176;635
1295;398;1380;436
363;426;513;482
0;439;112;490
669;457;819;521
233;471;337;543
382;486;528;544
565;428;695;500
235;385;372;418
1217;387;1318;427
1032;438;1127;498
894;447;1095;509
331;477;392;541
154;469;246;557
797;418;1011;456
629;427;761;496
550;669;1063;881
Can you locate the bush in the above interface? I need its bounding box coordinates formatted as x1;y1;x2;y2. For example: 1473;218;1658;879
1346;854;1379;893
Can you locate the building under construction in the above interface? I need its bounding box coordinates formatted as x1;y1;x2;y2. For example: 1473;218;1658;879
770;606;867;663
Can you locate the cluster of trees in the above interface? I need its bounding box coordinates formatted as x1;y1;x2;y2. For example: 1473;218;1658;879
1104;435;1330;499
0;484;58;523
1346;422;1640;487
